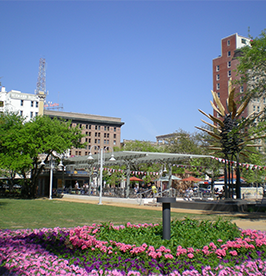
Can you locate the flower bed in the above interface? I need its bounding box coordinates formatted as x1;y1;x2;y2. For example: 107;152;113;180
1;218;266;275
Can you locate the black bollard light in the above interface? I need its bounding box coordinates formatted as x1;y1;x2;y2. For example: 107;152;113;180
157;197;176;240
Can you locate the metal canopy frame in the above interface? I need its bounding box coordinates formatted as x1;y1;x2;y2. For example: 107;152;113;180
65;151;212;199
65;151;212;169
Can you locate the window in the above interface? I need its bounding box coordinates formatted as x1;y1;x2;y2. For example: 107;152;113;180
35;112;38;116
98;133;100;137
95;125;97;130
216;65;219;72
95;139;97;143
257;106;260;112
95;132;97;137
98;139;100;144
104;126;107;131
89;125;91;129
216;74;220;81
104;140;106;144
85;138;88;142
31;101;34;107
20;110;23;116
114;127;116;132
114;134;116;139
107;133;109;138
89;132;91;136
104;133;106;138
0;101;4;107
253;106;256;112
240;86;244;93
227;40;230;46
228;70;231;77
241;38;246;44
228;51;231;57
227;61;231;68
30;112;33;118
86;125;88;129
21;100;24;106
216;83;220;90
217;92;220;98
107;140;109;144
36;102;38;108
88;138;91;143
114;140;116;145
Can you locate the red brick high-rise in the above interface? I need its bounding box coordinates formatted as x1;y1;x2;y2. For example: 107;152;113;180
212;33;250;119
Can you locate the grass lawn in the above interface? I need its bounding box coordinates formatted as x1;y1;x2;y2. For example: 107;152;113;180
0;198;233;230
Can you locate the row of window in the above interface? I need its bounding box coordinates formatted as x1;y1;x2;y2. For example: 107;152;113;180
20;111;38;117
84;132;116;139
227;38;247;46
84;139;117;145
216;61;231;72
20;100;39;108
252;98;266;104
71;146;115;156
73;123;117;132
216;83;244;92
216;71;232;81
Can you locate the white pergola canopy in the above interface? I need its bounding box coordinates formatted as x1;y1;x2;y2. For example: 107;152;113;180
65;151;212;169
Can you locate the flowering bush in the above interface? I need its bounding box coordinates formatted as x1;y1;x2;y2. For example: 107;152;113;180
1;218;266;275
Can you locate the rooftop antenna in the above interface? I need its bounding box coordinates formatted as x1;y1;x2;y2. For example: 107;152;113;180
35;58;47;116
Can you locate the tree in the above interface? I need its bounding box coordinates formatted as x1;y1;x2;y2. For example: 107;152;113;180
165;129;205;155
235;29;266;100
0;113;85;198
0;113;31;190
241;152;266;185
121;140;162;152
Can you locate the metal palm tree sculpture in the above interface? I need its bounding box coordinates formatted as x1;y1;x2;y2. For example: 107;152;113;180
196;80;265;199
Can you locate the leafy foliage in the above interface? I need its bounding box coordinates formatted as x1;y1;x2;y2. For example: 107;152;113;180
0;112;85;198
235;29;266;100
95;217;240;251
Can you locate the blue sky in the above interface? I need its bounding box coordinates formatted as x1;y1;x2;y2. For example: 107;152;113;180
1;1;265;142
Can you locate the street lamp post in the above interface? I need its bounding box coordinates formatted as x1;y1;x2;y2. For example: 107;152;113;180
88;146;115;205
49;156;54;200
41;154;64;200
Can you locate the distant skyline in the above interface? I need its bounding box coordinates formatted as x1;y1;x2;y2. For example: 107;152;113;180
1;1;265;142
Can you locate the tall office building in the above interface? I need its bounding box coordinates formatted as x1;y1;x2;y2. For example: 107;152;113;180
212;33;251;119
44;110;124;157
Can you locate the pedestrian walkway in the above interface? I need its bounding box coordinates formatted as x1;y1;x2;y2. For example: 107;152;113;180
58;194;266;231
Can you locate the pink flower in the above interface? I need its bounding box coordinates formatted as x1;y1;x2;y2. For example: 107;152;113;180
229;250;238;256
187;253;194;259
164;253;174;259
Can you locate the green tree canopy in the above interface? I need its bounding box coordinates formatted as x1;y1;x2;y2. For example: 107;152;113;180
0;113;85;198
236;29;266;100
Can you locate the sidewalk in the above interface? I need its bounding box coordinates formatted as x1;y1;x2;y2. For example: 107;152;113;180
58;194;266;231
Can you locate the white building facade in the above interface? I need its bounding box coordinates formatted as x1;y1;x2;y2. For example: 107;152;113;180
0;86;40;121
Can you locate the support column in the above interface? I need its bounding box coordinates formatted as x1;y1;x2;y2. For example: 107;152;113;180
126;163;130;198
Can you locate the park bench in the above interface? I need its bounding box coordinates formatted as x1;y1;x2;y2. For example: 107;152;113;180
255;197;266;212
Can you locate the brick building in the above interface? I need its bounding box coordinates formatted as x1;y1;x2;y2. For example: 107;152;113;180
44;110;124;156
212;33;251;119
